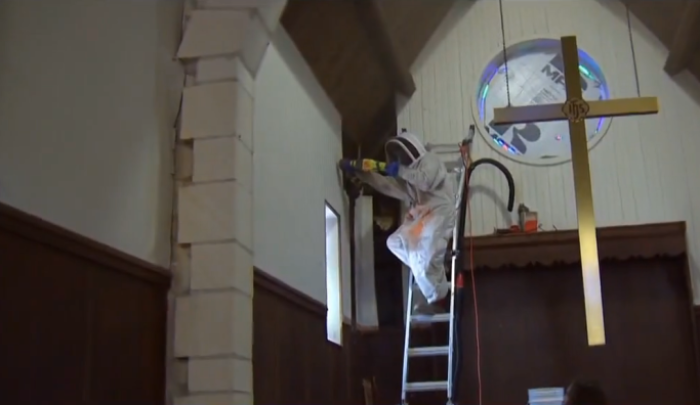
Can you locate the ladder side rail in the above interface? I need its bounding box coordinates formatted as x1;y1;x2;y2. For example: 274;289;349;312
447;160;469;403
400;272;415;403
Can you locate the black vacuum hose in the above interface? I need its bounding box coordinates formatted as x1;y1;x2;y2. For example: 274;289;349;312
466;158;515;212
451;157;515;401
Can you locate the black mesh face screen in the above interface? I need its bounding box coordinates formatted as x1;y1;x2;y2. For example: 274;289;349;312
396;137;420;161
386;142;412;165
386;137;420;165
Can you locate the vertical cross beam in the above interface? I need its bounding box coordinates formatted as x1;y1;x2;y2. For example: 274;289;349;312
492;36;659;346
559;36;605;346
497;36;605;345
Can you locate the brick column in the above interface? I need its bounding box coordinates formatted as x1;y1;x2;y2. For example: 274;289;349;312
170;1;286;404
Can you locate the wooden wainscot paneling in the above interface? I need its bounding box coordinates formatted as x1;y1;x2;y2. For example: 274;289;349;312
362;222;700;405
253;268;361;405
0;202;171;405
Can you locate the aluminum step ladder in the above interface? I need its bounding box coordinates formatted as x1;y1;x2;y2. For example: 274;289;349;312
399;129;472;405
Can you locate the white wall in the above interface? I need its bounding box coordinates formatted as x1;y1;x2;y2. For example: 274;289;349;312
354;196;379;327
254;27;352;315
0;0;184;266
399;0;700;300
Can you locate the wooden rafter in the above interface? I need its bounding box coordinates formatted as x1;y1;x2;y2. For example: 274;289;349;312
354;0;416;97
664;1;700;75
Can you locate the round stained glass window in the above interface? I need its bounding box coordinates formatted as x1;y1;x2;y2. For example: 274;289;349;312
473;38;612;165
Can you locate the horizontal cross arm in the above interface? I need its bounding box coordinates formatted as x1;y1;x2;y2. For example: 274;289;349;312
586;97;659;118
491;96;659;126
492;103;564;126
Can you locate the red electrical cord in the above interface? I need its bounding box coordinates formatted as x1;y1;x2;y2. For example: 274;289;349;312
460;143;483;405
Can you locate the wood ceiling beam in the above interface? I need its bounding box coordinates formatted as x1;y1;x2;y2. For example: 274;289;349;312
378;0;460;68
353;0;416;98
664;1;700;75
359;97;399;159
281;0;457;146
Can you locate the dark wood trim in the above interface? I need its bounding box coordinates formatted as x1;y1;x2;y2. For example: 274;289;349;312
360;97;398;157
462;221;687;269
664;1;700;75
254;267;368;330
354;0;415;97
692;304;700;392
254;267;326;317
254;267;361;405
0;202;170;284
1;201;169;404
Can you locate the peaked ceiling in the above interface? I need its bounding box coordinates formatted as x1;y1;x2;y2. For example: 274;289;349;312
281;0;700;154
623;1;700;77
280;0;456;153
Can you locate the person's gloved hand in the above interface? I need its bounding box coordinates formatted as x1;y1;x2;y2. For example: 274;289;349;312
383;161;400;177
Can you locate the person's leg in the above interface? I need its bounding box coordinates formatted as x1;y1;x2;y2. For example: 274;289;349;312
386;227;410;266
388;226;435;312
389;211;450;315
411;236;450;314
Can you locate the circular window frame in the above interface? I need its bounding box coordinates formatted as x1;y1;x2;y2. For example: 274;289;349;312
470;36;613;166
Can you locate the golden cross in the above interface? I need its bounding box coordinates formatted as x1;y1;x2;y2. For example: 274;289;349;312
491;36;659;346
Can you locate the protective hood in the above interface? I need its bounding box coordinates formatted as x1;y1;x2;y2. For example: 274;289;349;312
385;130;428;165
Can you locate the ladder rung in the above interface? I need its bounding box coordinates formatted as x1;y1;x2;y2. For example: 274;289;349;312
405;381;448;392
408;346;449;357
411;313;451;323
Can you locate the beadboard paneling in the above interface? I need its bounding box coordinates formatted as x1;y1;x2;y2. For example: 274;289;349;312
398;0;700;300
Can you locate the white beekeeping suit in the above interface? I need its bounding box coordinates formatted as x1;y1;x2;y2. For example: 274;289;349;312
355;131;455;314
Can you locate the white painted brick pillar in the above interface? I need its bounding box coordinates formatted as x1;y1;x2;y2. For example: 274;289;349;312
170;1;286;405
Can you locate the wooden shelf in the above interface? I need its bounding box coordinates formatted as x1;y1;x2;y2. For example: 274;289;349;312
460;221;687;270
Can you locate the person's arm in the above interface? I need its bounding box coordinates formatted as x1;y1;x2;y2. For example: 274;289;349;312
397;154;447;192
355;171;411;202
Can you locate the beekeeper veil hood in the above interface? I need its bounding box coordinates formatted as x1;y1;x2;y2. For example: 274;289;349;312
385;129;428;166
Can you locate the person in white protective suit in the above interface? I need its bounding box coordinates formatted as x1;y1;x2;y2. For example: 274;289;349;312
341;130;456;315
